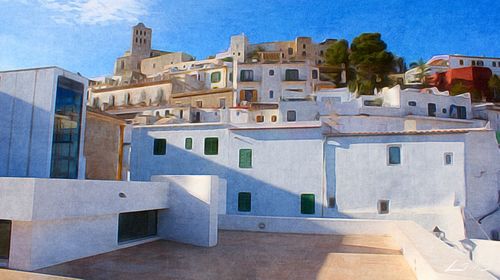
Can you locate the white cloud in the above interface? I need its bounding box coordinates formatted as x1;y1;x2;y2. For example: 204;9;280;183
38;0;150;25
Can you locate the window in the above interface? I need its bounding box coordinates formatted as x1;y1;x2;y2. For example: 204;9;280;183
312;70;318;79
219;98;226;108
153;139;166;155
285;69;300;81
256;115;264;123
121;60;125;69
229;72;233;82
204;137;218;155
238;192;251;212
185;138;193;150
269;90;274;99
240;70;254;81
271;115;277;122
444;153;453;165
240;90;257;102
457;106;467;119
428;103;437;117
303;44;306;49
239;149;252;168
211;72;221;83
493;61;497;67
477;60;484;66
50;76;84;179
320;50;324;56
269;69;274;76
165;110;170;116
408;101;417;106
287;110;296;121
442;108;447;114
472;60;476;66
328;197;336;208
301;194;315;214
302;51;307;57
0;220;11;260
179;109;184;119
459;59;464;66
118;210;157;243
378;200;390;214
388;146;401;165
196;100;203;108
288;48;293;55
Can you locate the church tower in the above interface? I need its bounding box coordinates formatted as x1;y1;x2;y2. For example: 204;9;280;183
131;23;152;59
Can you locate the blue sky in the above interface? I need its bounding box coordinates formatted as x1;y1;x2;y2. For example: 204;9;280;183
0;0;499;77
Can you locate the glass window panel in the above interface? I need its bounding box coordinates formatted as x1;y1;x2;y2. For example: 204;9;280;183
301;194;315;214
204;137;219;155
153;139;166;155
185;138;193;150
118;211;157;243
238;192;251;212
388;146;401;165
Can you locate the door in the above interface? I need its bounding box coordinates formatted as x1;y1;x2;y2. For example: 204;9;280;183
0;220;11;261
428;103;436;117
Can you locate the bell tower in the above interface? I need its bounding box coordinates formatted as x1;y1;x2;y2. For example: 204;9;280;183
131;23;152;59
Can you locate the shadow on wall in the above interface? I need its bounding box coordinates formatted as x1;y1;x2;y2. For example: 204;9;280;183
0;90;52;178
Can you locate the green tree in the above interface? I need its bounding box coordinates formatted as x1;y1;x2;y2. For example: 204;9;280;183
325;39;350;85
348;33;395;95
449;80;469;96
488;75;500;100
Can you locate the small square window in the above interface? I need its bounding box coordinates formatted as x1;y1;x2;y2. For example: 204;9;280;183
269;90;274;99
185;138;193;150
269;69;274;76
239;149;252;168
285;69;299;81
196;100;203;108
204;137;218;155
153;139;166;155
240;70;254;82
301;194;315;214
211;72;221;83
378;200;390;214
238;192;251;212
271;115;277;122
287;110;296;122
388;146;401;165
256;115;264;123
444;153;453;165
408;101;417;106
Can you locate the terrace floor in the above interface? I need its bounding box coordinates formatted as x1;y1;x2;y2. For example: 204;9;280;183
37;230;416;280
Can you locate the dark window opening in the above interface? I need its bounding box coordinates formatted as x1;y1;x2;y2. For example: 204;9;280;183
285;69;300;81
0;220;11;260
153;139;166;155
288;48;293;55
301;194;315;214
378;200;390;214
269;90;274;99
269;69;274;76
238;192;251;212
428;103;437;117
204;137;219;155
287;110;296;122
185;138;193;150
312;70;318;79
118;210;157;243
302;51;307;57
408;101;417;106
240;70;254;82
256;115;264;123
328;197;336;208
444;153;453;165
388;146;401;165
271;115;277;122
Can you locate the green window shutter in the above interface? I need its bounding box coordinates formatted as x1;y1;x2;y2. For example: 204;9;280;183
211;72;221;83
153;139;166;155
301;194;315;214
204;137;219;155
185;138;193;150
239;149;252;168
388;146;401;165
238;192;251;212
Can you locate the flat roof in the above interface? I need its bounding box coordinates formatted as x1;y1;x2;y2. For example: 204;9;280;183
325;127;490;137
36;231;416;280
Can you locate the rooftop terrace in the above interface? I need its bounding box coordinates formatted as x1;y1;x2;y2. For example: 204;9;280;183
35;230;415;280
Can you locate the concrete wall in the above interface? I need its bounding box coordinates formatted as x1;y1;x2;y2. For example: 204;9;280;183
131;125;324;217
470;239;500;278
219;215;496;280
0;67;88;179
152;175;218;247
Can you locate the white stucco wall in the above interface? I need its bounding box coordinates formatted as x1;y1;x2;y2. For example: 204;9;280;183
0;67;88;179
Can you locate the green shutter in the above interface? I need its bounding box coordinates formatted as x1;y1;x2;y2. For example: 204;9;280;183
301;194;315;214
204;137;219;155
185;138;193;150
239;149;252;168
238;192;251;212
153;139;166;155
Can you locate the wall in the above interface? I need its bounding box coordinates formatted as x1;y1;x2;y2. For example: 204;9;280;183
130;125;324;217
84;110;124;180
90;81;172;108
152;175;219;247
0;67;88;179
0;177;168;270
172;89;233;108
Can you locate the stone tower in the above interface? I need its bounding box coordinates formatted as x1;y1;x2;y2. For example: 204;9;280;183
131;23;152;59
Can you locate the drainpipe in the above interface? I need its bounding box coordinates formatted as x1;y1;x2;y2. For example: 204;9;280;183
321;135;327;217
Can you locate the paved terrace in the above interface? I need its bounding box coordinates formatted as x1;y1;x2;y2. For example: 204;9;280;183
36;231;416;280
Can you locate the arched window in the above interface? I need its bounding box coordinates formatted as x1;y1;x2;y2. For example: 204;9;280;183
120;61;125;69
